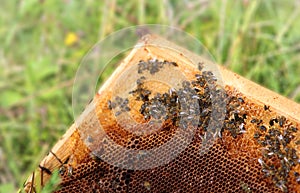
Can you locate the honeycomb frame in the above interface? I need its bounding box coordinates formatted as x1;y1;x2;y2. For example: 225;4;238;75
23;34;300;193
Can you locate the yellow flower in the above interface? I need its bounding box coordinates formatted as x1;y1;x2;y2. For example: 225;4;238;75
64;32;79;46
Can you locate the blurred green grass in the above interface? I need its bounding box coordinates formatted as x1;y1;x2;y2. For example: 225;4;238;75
0;0;300;191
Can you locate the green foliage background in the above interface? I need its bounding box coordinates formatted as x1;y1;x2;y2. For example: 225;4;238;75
0;0;300;192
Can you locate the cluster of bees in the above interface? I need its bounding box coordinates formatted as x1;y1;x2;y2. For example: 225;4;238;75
130;77;204;130
108;96;131;116
137;59;177;74
222;91;300;192
252;115;299;192
221;91;300;192
108;59;226;137
221;95;247;138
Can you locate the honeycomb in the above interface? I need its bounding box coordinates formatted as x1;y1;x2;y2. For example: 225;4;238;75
39;57;300;193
